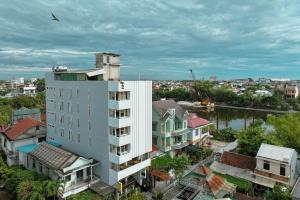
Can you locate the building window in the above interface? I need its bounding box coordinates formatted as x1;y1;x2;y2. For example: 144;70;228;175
77;134;80;143
38;137;46;143
87;167;91;177
110;144;130;156
109;109;130;119
152;122;157;131
263;160;270;170
109;126;130;137
60;129;64;137
77;103;79;113
32;159;36;169
65;175;71;182
109;91;130;101
88;120;91;130
77;119;80;128
68;130;72;140
280;164;286;176
39;163;43;173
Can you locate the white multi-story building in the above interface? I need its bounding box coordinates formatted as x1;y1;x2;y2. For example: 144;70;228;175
45;53;152;193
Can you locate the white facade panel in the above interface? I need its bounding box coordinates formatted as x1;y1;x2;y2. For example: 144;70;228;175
46;73;152;187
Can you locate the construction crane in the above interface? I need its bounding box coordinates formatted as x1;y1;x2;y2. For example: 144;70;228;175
189;69;214;108
189;69;196;81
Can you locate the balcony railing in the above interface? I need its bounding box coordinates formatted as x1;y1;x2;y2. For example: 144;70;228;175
172;129;190;136
254;169;289;182
171;141;189;150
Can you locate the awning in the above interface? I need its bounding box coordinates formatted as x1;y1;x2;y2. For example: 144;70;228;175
86;69;106;77
16;143;38;153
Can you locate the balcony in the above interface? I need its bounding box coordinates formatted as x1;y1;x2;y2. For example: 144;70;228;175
254;169;289;183
171;141;189;150
172;129;190;136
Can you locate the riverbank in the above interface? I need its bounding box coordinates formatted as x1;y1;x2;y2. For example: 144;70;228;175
178;101;296;114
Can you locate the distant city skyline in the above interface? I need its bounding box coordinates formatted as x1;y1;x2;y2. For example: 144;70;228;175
1;0;300;80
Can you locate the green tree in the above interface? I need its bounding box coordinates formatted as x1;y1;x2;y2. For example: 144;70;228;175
267;113;300;152
0;112;10;126
126;189;146;200
17;181;34;200
153;190;165;200
43;180;60;200
237;127;266;156
192;81;214;100
265;184;292;200
34;79;45;93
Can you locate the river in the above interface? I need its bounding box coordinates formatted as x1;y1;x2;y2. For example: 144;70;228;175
187;106;283;131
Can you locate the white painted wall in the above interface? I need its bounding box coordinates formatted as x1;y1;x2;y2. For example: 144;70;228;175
46;73;152;186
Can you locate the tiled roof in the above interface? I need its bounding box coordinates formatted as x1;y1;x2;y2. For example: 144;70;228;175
195;165;213;176
188;113;210;128
3;118;40;140
220;151;256;171
151;170;172;181
30;142;78;170
153;100;187;119
207;174;225;195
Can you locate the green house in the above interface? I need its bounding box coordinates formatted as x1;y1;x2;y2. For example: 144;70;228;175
152;100;190;157
12;107;41;123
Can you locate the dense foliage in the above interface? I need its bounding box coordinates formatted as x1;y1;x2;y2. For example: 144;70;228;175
153;88;192;101
0;92;45;126
211;128;237;142
236;126;266;156
188;146;213;164
153;81;300;111
151;154;189;176
267;112;300;152
265;184;292;200
0;157;59;200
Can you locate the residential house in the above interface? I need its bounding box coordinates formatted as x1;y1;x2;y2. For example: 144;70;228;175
17;142;100;199
152;99;189;156
187;113;211;146
0;117;46;166
12;107;41;123
284;84;299;98
254;143;298;188
46;52;152;195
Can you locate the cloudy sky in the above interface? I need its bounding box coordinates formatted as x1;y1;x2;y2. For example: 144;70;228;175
1;0;300;80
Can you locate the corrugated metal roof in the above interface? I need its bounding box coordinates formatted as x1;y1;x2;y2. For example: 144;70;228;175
257;143;296;163
13;107;40;116
30;142;78;170
153;99;187;119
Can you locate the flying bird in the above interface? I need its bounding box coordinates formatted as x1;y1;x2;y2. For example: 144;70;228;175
51;13;60;21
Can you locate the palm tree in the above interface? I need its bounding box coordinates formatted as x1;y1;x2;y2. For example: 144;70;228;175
153;190;165;200
43;180;60;200
28;181;46;200
17;181;34;200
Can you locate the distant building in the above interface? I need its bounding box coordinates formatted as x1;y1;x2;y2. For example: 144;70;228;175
152;99;190;156
0;118;46;166
12;107;41;123
21;85;37;96
284;84;299;98
254;143;298;188
254;90;272;97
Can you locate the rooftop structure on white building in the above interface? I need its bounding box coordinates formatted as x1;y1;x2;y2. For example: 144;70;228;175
45;52;152;197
